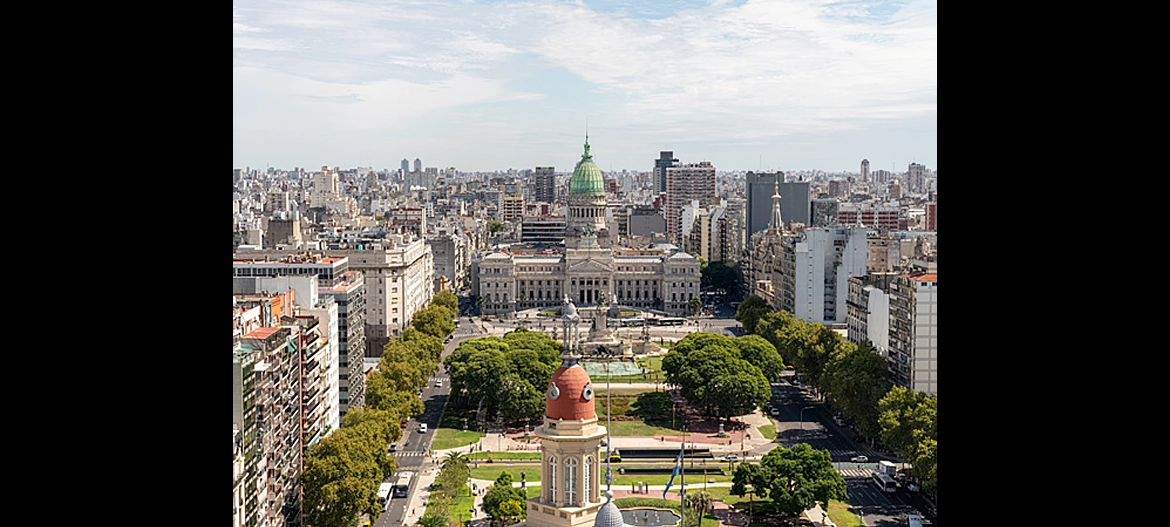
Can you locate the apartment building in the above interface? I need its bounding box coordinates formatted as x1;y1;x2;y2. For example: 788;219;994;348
232;256;361;417
666;162;715;244
839;203;900;231
238;323;303;527
330;235;434;356
778;226;868;324
889;272;937;395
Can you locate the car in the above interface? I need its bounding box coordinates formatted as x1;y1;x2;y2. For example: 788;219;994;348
419;423;428;433
723;455;739;462
850;455;868;463
401;418;409;428
770;409;780;416
435;380;443;388
389;443;398;452
905;483;919;493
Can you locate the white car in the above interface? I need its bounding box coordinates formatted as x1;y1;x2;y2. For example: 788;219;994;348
435;380;443;388
850;455;868;462
723;455;739;462
419;423;428;433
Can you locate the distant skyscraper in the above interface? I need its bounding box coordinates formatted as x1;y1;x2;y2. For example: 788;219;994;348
654;151;678;194
908;163;926;194
401;159;410;175
666;162;715;244
414;158;422;173
861;159;870;184
533;166;556;203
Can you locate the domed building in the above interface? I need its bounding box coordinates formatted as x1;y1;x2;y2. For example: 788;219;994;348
476;134;703;315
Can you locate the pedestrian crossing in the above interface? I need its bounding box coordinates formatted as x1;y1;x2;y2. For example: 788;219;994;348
396;451;426;457
836;466;874;478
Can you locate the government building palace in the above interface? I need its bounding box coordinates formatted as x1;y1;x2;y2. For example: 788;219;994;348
474;136;702;316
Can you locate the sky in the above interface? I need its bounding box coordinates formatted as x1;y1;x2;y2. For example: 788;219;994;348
233;0;936;174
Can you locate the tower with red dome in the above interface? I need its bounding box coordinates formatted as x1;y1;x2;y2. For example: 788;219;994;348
526;297;608;527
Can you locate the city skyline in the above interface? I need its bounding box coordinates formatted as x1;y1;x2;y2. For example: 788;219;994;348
234;0;937;173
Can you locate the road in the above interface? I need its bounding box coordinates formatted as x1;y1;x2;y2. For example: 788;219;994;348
374;319;485;527
769;376;936;526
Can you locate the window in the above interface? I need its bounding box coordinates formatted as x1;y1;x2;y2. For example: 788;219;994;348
548;457;557;503
565;458;578;506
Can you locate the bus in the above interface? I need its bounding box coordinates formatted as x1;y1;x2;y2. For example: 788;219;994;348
377;482;393;504
620;318;645;327
392;471;413;498
657;317;686;326
872;472;898;494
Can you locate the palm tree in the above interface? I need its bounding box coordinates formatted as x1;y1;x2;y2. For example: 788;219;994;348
417;513;446;527
686;490;713;527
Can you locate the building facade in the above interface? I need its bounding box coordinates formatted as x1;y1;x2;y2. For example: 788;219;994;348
476;137;701;316
889;272;937;395
665;162;715;244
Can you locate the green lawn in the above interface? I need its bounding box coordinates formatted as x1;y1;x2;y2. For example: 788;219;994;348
612;472;734;486
758;417;776;440
433;428;485;450
467;452;541;460
825;500;864;527
470;467;540;483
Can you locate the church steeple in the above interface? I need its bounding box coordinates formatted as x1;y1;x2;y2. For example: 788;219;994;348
768;180;783;233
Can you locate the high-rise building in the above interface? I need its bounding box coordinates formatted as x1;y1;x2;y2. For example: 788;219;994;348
777;225;868;323
665;162;715;244
889;271;937;395
401;159;410;176
838;203;900;232
653;151;678;195
861;159;870;184
413;158;422;173
745;172;811;237
231;256;363;417
907;163;927;194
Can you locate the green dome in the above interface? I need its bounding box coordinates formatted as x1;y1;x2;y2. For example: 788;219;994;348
569;137;605;196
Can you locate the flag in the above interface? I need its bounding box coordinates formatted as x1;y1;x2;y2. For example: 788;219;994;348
663;445;683;499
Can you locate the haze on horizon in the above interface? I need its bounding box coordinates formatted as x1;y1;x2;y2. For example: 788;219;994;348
233;0;937;174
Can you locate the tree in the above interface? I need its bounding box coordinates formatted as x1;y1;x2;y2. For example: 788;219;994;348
302;428;383;527
735;295;772;334
689;295;702;316
432;289;459;317
488;220;503;234
878;387;936;491
482;471;527;526
730;443;847;518
498;373;545;423
663;341;769;420
753;310;797;357
700;261;740;299
822;340;891;438
412;304;455;339
686;490;714;527
733;334;785;383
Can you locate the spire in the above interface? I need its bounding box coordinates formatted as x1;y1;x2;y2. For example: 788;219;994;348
583;128;592;160
769;179;783;233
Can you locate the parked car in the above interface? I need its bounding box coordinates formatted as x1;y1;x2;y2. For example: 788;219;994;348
389;443;398;452
850;455;868;462
723;455;740;462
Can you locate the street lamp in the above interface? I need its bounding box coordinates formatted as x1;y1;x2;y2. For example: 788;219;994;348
799;406;814;439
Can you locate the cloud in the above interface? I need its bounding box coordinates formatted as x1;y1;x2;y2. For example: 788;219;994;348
233;0;936;170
